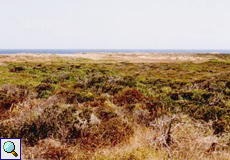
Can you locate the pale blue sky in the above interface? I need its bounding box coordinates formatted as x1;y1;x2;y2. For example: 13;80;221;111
0;0;230;49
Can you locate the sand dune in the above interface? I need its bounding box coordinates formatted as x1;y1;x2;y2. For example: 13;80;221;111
0;53;217;63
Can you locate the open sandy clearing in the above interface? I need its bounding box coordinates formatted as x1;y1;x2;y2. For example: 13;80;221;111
0;53;218;63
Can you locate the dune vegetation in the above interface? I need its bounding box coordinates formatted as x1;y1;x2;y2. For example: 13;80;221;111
0;54;230;159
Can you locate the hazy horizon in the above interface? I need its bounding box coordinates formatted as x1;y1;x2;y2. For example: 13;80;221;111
1;49;230;54
1;0;230;49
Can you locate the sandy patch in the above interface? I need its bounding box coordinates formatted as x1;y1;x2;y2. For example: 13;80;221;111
0;53;217;63
57;53;216;63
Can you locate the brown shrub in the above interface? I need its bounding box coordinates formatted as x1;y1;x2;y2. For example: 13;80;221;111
78;117;134;150
9;66;25;72
0;84;29;117
114;88;148;106
22;139;73;160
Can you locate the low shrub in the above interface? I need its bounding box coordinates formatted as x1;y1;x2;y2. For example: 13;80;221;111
35;83;54;98
114;88;148;106
0;84;29;115
3;104;133;150
9;66;25;72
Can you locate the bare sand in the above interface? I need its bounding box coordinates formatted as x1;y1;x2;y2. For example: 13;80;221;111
0;53;217;64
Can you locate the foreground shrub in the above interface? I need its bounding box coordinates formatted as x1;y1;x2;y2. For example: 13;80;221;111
0;84;29;117
78;117;133;150
3;104;133;150
22;139;73;160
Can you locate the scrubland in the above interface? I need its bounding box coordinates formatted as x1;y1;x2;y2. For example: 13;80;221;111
0;53;230;160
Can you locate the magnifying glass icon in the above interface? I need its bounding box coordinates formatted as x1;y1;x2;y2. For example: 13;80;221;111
3;141;18;157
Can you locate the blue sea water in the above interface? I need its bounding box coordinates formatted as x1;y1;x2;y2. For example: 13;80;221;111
0;49;230;54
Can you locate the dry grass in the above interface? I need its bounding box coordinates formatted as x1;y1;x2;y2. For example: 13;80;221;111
19;114;230;160
151;114;230;160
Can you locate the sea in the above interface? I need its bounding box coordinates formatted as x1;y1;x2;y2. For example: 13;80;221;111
0;49;230;54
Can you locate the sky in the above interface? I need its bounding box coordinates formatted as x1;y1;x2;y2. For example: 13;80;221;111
0;0;230;49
